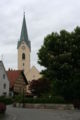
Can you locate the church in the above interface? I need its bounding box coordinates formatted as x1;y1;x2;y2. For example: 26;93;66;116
17;13;41;83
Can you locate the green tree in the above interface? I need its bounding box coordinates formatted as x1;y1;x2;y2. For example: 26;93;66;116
29;78;50;97
38;26;80;101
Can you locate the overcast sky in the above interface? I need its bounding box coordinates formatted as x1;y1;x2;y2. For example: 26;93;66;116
0;0;80;71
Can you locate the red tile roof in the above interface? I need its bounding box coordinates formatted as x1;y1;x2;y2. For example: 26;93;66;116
6;70;22;88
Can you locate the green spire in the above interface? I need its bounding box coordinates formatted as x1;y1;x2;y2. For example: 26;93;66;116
17;13;31;50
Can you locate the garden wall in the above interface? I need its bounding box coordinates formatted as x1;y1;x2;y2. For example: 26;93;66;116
13;103;74;110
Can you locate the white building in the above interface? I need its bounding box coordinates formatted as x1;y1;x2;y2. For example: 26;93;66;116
0;61;9;96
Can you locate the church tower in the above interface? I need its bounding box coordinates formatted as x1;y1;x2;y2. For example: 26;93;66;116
17;13;31;77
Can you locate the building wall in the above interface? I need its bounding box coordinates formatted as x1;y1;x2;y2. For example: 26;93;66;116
27;66;42;82
26;66;42;93
18;41;30;78
14;73;27;95
0;61;9;96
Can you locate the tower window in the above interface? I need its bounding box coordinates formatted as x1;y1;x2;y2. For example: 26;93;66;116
22;53;25;60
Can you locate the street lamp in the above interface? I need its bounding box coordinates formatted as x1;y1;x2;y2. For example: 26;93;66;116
23;88;25;107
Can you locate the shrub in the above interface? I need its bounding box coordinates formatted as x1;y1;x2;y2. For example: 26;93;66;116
15;96;65;104
14;95;23;103
0;96;13;105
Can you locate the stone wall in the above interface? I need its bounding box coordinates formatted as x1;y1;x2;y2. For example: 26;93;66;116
14;103;74;110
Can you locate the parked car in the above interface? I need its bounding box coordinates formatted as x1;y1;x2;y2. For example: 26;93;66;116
0;103;6;113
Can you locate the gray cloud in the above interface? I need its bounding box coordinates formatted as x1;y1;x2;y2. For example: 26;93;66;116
0;0;80;71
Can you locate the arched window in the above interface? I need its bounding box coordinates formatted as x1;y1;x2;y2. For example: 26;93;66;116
22;53;25;60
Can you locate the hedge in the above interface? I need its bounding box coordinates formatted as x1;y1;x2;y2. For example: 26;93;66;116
0;96;13;105
14;96;65;104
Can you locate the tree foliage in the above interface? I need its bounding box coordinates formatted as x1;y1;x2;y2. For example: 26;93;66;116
38;26;80;101
29;78;50;97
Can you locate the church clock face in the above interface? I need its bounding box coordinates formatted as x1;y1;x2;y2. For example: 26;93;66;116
22;46;25;50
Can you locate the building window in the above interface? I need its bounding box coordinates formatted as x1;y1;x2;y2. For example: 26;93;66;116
3;92;7;96
23;63;24;66
3;83;6;89
22;53;25;60
3;74;5;79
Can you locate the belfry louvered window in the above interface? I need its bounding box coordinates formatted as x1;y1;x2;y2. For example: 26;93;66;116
22;53;25;60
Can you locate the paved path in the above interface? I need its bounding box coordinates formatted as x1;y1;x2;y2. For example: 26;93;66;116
1;105;80;120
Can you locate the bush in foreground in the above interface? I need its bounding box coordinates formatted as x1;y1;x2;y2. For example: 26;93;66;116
14;96;65;104
0;96;13;105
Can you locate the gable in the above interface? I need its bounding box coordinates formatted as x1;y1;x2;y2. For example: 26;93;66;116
14;72;28;94
7;70;28;88
27;66;42;81
14;73;27;87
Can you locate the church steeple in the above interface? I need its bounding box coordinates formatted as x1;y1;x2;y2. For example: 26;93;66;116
20;13;28;42
17;13;31;50
18;13;31;76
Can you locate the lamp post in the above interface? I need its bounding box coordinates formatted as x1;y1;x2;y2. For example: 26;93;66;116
23;88;24;108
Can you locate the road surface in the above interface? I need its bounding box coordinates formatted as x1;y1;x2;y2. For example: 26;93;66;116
0;105;80;120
